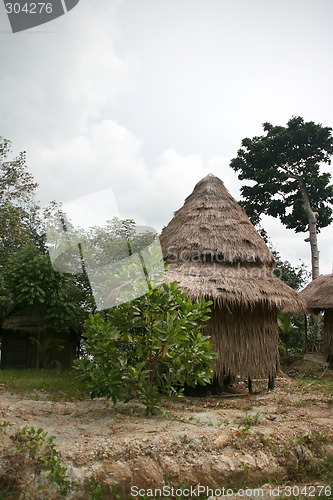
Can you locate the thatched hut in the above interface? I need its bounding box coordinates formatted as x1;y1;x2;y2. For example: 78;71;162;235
160;174;304;388
0;307;80;369
300;274;333;362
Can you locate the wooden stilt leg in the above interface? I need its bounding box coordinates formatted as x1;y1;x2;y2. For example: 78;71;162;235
268;375;275;391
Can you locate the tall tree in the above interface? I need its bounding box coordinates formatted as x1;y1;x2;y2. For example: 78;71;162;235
230;117;333;279
0;137;39;265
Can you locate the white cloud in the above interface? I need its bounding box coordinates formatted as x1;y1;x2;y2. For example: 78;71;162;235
32;120;212;224
1;0;332;280
123;150;241;230
0;1;134;147
31;120;147;204
31;118;234;231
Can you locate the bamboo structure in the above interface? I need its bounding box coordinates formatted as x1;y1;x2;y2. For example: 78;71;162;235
160;174;305;384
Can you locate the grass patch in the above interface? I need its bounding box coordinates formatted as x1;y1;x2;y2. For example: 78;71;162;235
296;377;333;395
236;411;262;427
0;369;88;401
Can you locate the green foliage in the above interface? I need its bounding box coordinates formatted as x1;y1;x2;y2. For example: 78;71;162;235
3;244;87;331
1;421;74;497
0;137;39;267
0;138;43;319
2;243;86;367
14;425;71;496
273;249;310;291
278;312;304;355
257;227;310;292
281;432;333;484
0;420;9;430
76;217;161;310
230;116;333;232
45;211;157;275
75;282;216;414
84;217;157;265
237;411;262;427
83;478;120;499
0;138;37;203
30;335;65;369
268;244;309;355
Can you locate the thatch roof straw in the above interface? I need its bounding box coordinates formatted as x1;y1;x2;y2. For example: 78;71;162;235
300;274;333;311
160;175;304;312
1;312;81;335
161;174;274;266
165;262;304;312
1;315;44;333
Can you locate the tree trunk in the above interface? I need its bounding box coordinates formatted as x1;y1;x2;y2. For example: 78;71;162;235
298;179;320;280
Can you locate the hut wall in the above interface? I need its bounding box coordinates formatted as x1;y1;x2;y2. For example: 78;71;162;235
0;329;79;369
323;309;333;358
0;331;34;369
205;304;279;383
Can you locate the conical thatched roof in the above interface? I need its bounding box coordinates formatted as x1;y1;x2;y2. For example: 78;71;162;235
160;174;304;312
161;174;274;266
300;274;333;310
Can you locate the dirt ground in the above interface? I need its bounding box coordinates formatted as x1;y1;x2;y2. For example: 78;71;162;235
0;359;333;499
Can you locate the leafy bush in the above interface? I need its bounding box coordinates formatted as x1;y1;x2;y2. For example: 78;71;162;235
74;282;216;414
278;312;300;355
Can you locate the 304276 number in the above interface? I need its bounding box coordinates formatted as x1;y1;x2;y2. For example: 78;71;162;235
5;3;53;14
284;485;332;497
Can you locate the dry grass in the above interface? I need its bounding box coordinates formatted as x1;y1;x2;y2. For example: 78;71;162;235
207;305;279;381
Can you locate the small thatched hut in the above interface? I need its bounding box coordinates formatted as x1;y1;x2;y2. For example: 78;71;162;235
0;307;80;369
300;274;333;362
160;174;304;387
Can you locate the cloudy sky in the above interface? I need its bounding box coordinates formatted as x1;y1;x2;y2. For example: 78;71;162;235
1;0;333;275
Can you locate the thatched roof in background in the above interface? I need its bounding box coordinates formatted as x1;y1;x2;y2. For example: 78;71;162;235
300;274;333;310
161;175;305;312
1;315;45;332
1;308;81;334
160;174;275;266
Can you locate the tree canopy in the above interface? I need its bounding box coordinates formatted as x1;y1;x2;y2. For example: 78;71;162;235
230;116;333;278
3;244;88;330
0;137;40;267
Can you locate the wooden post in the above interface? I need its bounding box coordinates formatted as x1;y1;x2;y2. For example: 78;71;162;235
248;377;253;394
268;375;275;391
304;314;308;354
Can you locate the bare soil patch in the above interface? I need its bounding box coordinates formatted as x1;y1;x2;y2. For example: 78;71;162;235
0;359;333;499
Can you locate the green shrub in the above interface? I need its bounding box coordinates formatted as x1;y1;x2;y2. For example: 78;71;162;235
74;282;217;414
